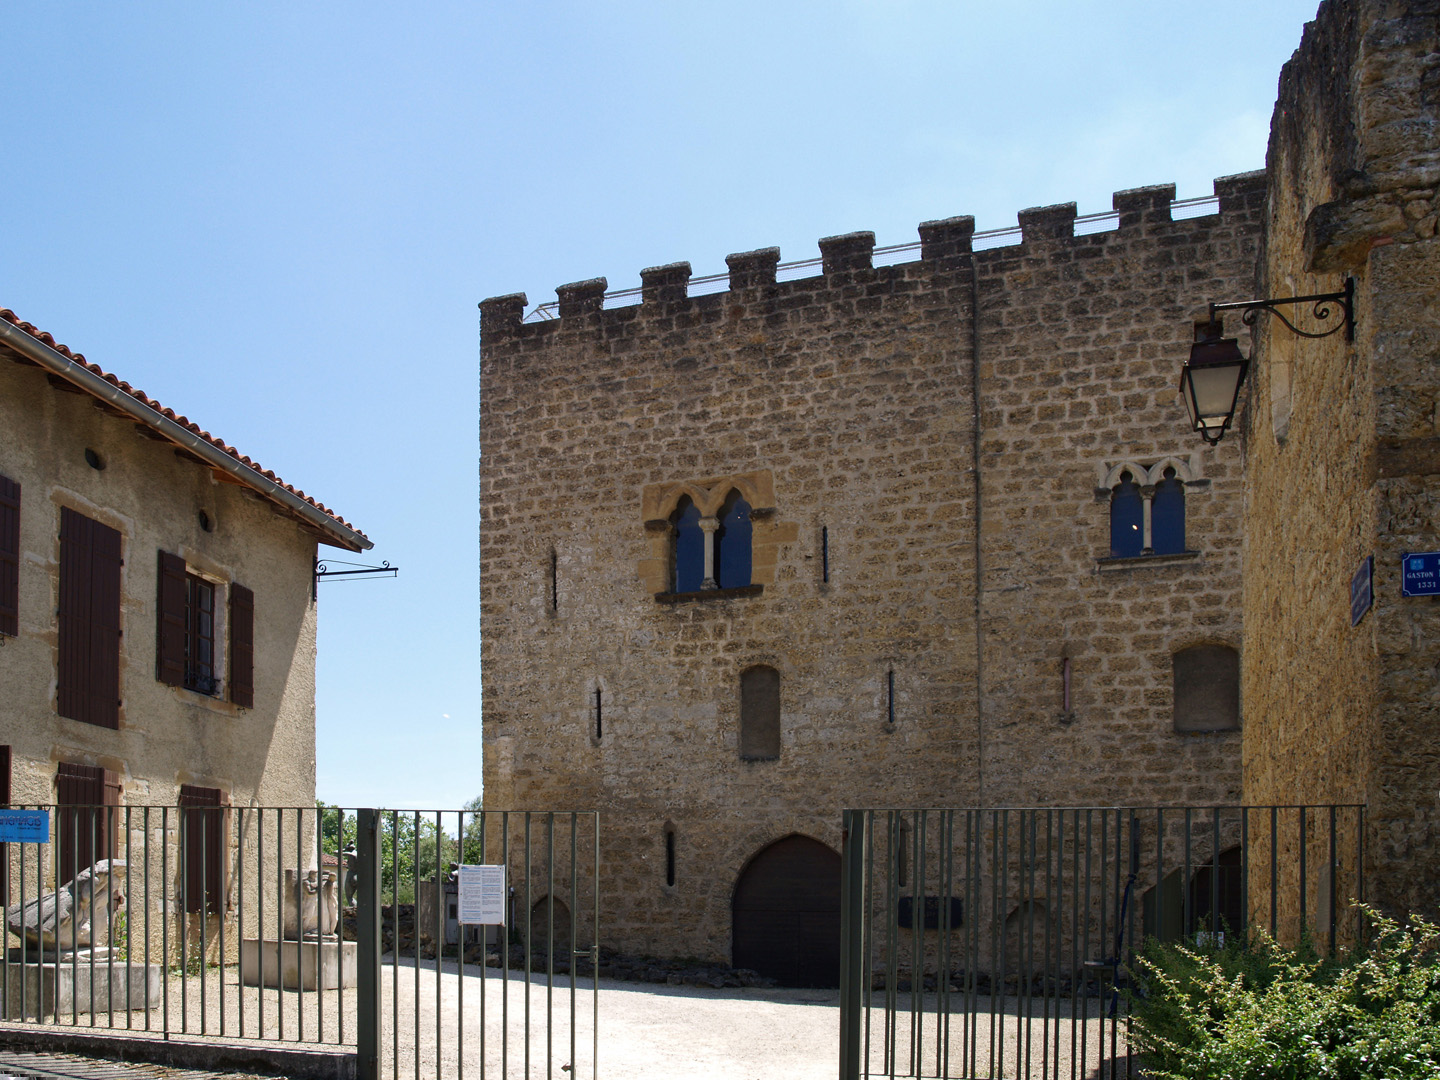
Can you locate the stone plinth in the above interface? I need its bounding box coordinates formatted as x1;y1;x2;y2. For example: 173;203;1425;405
2;950;161;1018
240;938;356;990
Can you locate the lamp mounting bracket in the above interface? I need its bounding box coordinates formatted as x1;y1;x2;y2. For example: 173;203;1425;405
1208;276;1355;342
312;558;398;601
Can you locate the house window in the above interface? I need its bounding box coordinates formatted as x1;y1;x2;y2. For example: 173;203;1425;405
179;784;230;913
739;665;781;760
157;551;253;706
1172;644;1240;732
58;508;123;729
185;572;217;694
1103;459;1192;558
56;762;121;886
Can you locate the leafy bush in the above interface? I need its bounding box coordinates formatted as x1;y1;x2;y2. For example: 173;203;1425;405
1130;911;1440;1080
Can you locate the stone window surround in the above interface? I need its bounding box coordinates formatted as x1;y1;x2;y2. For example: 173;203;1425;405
1094;455;1209;562
638;470;797;598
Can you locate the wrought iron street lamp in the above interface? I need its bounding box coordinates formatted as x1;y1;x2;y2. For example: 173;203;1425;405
1178;277;1355;445
1179;322;1249;445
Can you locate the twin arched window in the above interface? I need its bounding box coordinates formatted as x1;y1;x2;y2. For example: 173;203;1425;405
670;488;752;592
1109;465;1186;557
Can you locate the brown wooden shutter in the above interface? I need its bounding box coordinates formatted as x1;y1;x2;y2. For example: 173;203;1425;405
179;784;230;913
0;475;19;638
229;583;254;708
56;762;120;886
58;508;122;729
156;550;187;687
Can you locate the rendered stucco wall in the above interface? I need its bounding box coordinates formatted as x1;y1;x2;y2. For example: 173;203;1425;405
0;348;319;853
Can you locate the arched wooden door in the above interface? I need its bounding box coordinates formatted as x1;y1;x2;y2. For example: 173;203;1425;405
732;834;841;988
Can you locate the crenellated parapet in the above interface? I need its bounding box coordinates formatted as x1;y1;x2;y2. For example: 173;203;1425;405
480;171;1266;344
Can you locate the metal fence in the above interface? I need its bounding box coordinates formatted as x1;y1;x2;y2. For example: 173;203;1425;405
0;804;599;1080
838;805;1366;1080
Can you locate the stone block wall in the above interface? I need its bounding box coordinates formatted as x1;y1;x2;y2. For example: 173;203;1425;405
480;176;1262;963
1243;0;1440;927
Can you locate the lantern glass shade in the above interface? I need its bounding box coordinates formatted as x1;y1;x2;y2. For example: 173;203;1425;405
1179;336;1249;444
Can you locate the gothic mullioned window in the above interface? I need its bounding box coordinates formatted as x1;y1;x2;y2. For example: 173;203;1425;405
640;471;791;599
1103;459;1192;558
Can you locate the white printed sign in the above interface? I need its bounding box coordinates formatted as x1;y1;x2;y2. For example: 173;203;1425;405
456;864;506;925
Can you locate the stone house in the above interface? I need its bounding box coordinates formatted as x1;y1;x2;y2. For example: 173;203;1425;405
479;171;1264;979
0;307;367;903
1241;0;1440;928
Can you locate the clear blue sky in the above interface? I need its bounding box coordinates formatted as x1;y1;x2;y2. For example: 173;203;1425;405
2;1;1318;809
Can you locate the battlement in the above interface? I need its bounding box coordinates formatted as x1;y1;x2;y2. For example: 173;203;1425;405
480;171;1265;342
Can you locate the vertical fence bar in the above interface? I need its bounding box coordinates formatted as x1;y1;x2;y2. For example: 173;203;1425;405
434;811;442;1080
1299;806;1308;939
839;808;864;1080
568;812;578;1080
145;806;152;1032
546;812;554;1080
524;812;532;1080
1269;806;1278;937
458;810;466;1080
235;808;243;1039
862;810;874;1077
392;811;400;1080
316;805;325;1045
162;805;170;1041
355;808;381;1080
911;809;924;1076
257;810;266;1040
592;811;600;1080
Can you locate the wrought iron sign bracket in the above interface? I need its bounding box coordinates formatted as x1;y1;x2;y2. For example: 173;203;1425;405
313;558;398;600
1208;276;1355;342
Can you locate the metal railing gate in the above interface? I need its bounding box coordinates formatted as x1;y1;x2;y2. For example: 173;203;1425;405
0;804;600;1080
838;805;1365;1080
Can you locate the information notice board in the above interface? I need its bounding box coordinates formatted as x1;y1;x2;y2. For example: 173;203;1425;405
455;864;506;925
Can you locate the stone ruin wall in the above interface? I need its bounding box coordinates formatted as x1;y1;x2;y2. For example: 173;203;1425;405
480;173;1262;963
1244;0;1440;925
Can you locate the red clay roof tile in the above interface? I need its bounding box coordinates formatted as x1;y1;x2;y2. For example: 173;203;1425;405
1;307;366;543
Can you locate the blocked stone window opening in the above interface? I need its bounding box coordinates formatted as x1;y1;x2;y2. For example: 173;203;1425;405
739;664;781;761
1172;644;1240;732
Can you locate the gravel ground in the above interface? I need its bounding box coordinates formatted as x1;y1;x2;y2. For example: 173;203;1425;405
0;958;1133;1079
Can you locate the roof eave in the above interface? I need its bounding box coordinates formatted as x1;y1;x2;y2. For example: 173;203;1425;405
0;320;371;553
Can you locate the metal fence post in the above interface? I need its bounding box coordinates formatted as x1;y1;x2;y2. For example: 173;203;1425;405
838;808;865;1080
357;808;382;1080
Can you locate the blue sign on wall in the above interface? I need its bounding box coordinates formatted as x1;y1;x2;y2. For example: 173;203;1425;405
0;809;49;844
1402;551;1440;597
1351;554;1374;627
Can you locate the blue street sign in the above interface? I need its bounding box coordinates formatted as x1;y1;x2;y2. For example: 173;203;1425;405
1351;555;1374;627
1402;551;1440;597
0;809;49;843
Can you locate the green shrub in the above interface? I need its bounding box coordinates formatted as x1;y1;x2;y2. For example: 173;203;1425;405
1130;911;1440;1080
